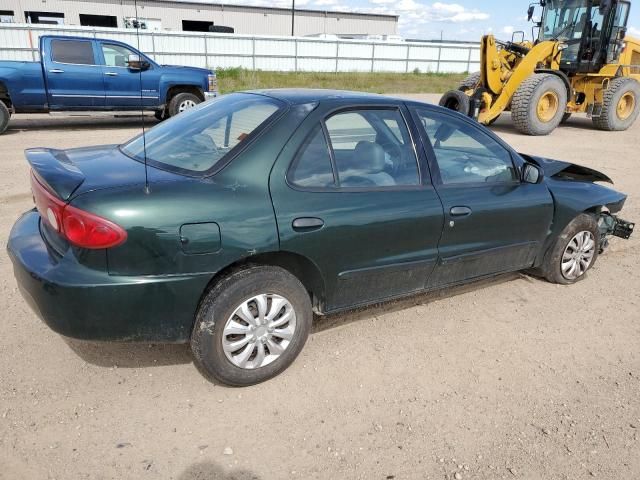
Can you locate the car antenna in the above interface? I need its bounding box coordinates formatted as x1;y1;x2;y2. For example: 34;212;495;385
134;0;151;194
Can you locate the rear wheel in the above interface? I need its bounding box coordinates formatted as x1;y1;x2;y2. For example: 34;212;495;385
541;213;600;285
439;90;471;116
512;73;568;135
592;77;640;131
458;72;481;92
167;92;201;118
191;266;313;386
0;101;10;134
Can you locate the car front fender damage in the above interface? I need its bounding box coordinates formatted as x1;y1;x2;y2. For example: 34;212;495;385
520;154;635;260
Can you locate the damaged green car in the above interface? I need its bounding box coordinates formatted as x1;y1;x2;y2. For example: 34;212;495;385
8;90;634;385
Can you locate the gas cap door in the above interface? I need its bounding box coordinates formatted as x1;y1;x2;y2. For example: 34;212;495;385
179;222;221;255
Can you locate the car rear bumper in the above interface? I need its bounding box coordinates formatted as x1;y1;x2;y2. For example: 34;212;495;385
204;91;217;101
7;210;210;343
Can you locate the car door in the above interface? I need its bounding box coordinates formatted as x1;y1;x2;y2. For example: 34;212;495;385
269;102;444;312
44;38;105;109
98;42;161;109
410;106;554;288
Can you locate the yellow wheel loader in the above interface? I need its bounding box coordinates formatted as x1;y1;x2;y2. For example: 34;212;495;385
440;0;640;135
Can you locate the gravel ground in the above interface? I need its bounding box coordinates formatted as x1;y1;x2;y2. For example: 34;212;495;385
0;95;639;480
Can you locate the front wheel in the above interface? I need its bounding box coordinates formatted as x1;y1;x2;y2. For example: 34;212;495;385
511;73;568;136
191;266;313;386
541;214;600;285
167;92;201;118
0;101;10;134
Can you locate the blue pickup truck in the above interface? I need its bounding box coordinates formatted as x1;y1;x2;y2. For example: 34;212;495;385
0;35;218;134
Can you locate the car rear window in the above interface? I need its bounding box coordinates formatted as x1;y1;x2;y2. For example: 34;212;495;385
120;93;284;174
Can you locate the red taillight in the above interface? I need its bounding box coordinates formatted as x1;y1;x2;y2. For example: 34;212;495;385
31;172;127;249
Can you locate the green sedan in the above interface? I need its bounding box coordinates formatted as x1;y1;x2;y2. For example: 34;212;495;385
7;90;634;386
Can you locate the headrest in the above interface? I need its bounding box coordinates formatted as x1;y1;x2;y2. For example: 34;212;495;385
353;141;386;173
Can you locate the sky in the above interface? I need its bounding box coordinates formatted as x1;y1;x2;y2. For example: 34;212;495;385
240;0;640;41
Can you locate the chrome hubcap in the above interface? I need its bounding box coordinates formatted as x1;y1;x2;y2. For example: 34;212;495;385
222;294;296;370
178;99;197;112
561;231;596;280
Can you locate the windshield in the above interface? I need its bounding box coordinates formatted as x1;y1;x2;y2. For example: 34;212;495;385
540;0;592;41
121;93;284;174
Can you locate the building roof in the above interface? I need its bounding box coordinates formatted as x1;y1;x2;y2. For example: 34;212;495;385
140;0;399;20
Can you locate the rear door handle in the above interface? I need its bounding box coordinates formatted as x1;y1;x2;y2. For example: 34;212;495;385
104;71;119;76
450;206;472;217
292;217;324;232
48;69;64;73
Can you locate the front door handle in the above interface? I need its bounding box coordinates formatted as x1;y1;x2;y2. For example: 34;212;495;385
104;71;119;76
450;206;472;217
48;69;65;73
292;217;324;232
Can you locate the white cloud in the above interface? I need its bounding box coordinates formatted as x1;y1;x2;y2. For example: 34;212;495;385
314;0;341;6
502;25;515;34
628;26;640;37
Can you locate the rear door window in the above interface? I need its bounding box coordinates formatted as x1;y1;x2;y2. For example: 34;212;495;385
51;39;95;65
324;109;420;188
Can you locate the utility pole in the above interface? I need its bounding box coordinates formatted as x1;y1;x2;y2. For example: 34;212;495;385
291;0;295;36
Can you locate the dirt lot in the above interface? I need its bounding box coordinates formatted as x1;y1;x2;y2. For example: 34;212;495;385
1;96;639;480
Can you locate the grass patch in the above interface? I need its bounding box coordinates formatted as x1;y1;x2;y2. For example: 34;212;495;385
216;68;466;95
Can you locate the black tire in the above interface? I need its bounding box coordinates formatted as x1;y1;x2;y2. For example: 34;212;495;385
512;73;568;136
540;213;600;285
439;90;471;116
167;92;201;118
561;112;572;124
458;72;481;92
191;266;313;386
592;77;640;131
0;101;10;134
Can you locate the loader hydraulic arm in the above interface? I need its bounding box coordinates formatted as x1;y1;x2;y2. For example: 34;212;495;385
479;39;563;124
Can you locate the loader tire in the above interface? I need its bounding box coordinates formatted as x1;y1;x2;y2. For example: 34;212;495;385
439;90;471;116
592;77;640;131
0;101;10;134
458;72;481;92
512;73;567;136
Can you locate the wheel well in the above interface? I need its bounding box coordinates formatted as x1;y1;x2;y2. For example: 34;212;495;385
0;82;12;108
166;85;204;103
198;252;327;314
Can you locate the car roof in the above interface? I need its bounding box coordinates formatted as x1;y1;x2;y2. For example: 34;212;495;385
247;88;413;106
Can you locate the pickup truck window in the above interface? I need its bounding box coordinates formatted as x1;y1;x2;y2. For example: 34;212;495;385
102;44;135;68
120;93;284;174
51;40;95;65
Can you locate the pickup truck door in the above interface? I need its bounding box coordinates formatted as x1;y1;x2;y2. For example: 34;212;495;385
97;42;161;109
43;38;105;109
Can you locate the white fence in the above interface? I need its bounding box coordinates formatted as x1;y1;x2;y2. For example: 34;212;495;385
0;23;480;74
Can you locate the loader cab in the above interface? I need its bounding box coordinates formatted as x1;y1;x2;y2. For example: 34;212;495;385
536;0;630;73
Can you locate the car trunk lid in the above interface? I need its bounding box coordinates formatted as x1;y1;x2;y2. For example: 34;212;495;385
26;145;179;201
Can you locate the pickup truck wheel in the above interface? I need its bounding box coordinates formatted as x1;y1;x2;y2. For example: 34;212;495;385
167;92;201;117
191;266;312;386
0;101;10;134
541;214;600;285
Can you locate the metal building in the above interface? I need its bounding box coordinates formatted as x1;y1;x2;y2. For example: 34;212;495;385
0;0;398;37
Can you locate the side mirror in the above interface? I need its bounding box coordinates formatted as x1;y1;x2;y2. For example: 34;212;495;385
127;54;150;70
527;6;535;22
522;163;544;184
